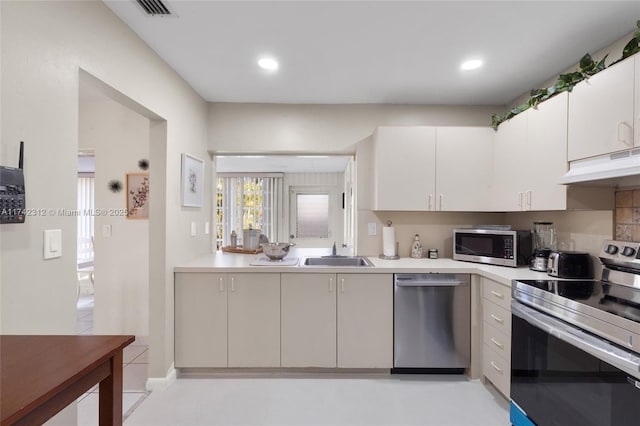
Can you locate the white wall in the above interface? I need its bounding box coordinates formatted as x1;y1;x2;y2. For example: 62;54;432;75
79;93;149;336
209;103;501;153
1;1;210;383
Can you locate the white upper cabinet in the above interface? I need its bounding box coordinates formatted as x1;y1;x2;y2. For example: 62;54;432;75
372;126;436;211
492;111;527;211
525;92;570;210
436;127;494;211
372;126;493;211
492;93;578;212
568;56;635;161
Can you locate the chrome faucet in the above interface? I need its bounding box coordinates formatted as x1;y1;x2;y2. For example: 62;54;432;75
332;242;337;256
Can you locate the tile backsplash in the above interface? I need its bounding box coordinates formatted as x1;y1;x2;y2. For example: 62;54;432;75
615;189;640;241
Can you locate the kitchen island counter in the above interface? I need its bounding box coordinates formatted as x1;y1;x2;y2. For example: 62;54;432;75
174;248;549;287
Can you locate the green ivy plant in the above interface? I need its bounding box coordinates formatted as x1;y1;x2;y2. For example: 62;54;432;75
490;21;636;130
622;20;640;60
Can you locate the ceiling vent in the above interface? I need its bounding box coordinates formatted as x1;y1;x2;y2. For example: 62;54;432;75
136;0;172;16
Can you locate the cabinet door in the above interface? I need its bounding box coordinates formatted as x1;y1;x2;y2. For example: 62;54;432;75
281;273;337;367
492;112;527;211
372;126;436;211
526;92;569;210
175;273;227;367
568;56;634;161
337;273;393;368
228;273;280;367
436;127;494;211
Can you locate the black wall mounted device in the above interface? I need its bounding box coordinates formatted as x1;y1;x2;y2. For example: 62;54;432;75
1;141;26;223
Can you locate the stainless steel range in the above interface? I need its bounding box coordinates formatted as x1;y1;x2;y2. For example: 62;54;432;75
510;240;640;426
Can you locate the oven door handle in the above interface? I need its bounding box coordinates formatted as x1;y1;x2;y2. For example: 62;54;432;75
511;301;640;378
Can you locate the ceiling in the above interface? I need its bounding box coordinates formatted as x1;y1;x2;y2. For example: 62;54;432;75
104;1;640;106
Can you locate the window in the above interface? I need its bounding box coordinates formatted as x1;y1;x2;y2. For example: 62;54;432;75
77;175;94;256
295;193;329;238
289;187;335;248
215;175;283;249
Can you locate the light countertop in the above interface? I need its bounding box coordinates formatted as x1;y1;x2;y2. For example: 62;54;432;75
174;248;550;287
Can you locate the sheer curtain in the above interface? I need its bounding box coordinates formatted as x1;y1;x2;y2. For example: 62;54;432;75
77;176;94;237
217;174;283;247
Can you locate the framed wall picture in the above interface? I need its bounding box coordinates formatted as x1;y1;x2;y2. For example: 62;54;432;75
181;153;204;207
126;173;150;219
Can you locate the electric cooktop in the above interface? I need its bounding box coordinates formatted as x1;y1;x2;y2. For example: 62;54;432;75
515;279;640;324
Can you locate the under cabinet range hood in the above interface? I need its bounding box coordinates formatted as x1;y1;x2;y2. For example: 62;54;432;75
559;148;640;186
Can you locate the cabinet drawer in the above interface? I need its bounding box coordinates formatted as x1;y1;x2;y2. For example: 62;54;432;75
483;344;510;398
482;278;511;310
483;300;511;334
483;321;511;360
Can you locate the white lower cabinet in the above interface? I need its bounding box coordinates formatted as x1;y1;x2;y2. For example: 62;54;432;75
481;277;512;397
227;273;281;368
175;272;393;369
281;273;337;367
337;273;393;368
175;273;228;368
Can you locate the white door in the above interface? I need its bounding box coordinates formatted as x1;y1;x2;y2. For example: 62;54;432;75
289;187;336;248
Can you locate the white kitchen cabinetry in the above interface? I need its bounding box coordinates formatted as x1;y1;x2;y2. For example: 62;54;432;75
372;126;493;211
436;127;494;211
337;273;393;368
568;56;635;161
524;92;571;210
282;273;393;369
372;126;436;211
281;273;337;368
227;273;281;368
175;273;228;368
492;111;527;211
481;277;511;398
491;92;596;212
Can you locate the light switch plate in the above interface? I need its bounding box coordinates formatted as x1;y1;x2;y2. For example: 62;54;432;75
205;221;210;235
368;223;377;236
191;222;197;237
43;229;62;260
102;224;111;238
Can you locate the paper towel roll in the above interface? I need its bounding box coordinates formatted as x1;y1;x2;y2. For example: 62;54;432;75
382;226;396;257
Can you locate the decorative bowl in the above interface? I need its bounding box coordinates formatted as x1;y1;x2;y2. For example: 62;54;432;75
261;242;295;261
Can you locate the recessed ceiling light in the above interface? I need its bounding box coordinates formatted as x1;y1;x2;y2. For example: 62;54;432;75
258;57;279;71
461;59;483;71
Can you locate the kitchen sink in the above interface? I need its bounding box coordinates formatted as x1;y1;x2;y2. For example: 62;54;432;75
299;256;374;267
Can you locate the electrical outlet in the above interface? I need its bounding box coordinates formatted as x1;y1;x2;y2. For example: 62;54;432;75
368;223;377;236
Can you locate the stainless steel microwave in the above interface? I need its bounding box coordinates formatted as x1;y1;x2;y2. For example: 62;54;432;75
453;228;532;267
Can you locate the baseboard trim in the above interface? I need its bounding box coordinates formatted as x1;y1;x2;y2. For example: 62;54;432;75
146;363;176;391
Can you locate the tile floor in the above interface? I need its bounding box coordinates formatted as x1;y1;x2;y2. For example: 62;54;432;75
76;295;151;426
77;296;510;426
126;375;510;426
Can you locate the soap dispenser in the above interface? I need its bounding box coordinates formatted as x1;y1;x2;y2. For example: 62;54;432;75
411;234;423;258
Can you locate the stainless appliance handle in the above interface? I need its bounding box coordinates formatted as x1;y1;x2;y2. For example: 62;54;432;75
511;301;640;377
395;279;468;287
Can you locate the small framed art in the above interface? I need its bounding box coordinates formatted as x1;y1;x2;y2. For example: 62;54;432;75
126;173;149;219
181;153;204;207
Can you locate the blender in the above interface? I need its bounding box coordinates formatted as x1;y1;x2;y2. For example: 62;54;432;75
530;221;556;271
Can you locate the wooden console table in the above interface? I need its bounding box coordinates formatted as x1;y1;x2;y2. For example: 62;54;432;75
1;335;135;425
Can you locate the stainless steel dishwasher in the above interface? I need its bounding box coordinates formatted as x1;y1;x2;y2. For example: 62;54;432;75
393;273;471;372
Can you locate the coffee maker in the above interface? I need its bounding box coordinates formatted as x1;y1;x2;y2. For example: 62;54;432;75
530;221;556;271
